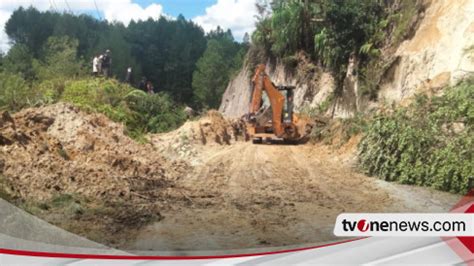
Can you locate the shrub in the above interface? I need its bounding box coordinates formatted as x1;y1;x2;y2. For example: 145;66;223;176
0;72;37;111
125;90;186;134
358;80;474;193
61;78;186;138
35;78;68;105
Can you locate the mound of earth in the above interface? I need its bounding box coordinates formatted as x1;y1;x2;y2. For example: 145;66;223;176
149;110;246;161
0;103;187;202
0;103;194;246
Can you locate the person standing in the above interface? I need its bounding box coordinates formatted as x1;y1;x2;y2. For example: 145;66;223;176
92;54;99;77
146;81;154;94
101;49;112;78
124;67;133;84
138;77;147;92
98;54;103;75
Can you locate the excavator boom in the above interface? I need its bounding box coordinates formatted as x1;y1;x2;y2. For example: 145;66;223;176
244;64;313;143
250;64;286;136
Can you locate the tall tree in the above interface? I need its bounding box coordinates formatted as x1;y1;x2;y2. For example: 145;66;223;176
192;31;246;109
2;44;35;80
33;36;84;80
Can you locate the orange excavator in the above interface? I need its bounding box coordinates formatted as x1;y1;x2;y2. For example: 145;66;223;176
243;64;313;144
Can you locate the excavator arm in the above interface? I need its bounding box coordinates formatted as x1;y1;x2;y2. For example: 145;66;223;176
250;64;286;136
245;64;313;143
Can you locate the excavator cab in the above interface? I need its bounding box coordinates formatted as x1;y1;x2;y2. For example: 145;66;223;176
279;86;295;124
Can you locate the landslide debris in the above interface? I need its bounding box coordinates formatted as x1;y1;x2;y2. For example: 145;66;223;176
149;110;246;161
0;103;187;201
0;103;461;250
0;103;190;245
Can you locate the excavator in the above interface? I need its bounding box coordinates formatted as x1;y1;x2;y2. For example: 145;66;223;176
243;64;313;144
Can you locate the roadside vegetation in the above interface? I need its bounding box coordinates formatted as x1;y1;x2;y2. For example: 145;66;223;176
0;7;248;137
251;0;423;95
359;80;474;194
0;41;186;140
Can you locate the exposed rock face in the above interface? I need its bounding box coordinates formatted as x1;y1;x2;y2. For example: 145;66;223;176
219;63;253;118
379;0;474;103
265;56;336;114
332;54;360;118
219;54;336;118
220;0;474;118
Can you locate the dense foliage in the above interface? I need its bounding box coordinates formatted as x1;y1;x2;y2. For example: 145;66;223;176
252;0;419;87
60;78;187;139
3;7;247;107
0;6;251;138
358;80;474;194
192;27;247;109
0;72;32;112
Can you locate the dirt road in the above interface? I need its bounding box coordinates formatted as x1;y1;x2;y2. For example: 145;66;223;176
0;106;460;252
130;142;460;251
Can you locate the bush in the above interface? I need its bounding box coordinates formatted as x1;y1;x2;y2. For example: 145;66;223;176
61;78;186;138
358;80;474;193
33;36;86;81
125;90;187;134
0;72;37;111
61;78;135;123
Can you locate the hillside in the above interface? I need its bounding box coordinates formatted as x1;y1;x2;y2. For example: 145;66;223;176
220;0;474;118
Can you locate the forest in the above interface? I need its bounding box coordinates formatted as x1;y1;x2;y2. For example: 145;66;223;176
0;7;247;109
0;6;248;139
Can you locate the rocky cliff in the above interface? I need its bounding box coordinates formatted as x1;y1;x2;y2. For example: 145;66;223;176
219;54;336;118
219;0;474;118
379;0;474;104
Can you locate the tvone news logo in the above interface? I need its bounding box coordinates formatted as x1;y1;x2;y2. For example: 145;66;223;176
342;219;370;232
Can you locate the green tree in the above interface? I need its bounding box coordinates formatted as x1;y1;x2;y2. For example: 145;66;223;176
192;31;246;109
127;15;207;104
314;0;385;72
5;7;57;57
0;72;33;112
193;39;229;109
33;36;85;80
2;44;35;80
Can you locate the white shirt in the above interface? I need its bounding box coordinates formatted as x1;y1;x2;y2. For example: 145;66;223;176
93;57;99;72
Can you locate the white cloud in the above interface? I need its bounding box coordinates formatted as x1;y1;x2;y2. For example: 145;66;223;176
102;3;162;25
193;0;257;41
0;0;165;52
0;9;11;53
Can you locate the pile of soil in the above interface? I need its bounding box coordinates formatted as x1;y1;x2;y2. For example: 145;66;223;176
0;103;187;202
0;103;195;246
149;110;246;161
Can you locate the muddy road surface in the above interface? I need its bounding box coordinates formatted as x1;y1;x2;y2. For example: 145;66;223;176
130;142;460;251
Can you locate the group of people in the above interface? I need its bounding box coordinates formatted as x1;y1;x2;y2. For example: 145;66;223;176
92;50;112;77
92;49;155;94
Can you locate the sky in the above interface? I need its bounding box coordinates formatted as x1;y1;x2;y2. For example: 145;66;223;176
0;0;258;53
